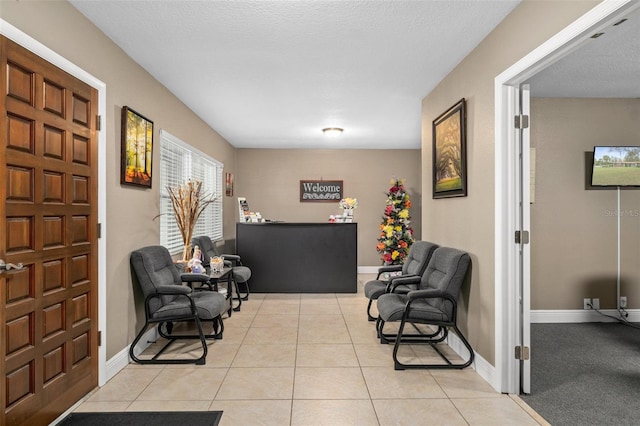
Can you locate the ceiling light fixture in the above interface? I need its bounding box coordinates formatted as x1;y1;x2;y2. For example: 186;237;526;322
322;127;344;137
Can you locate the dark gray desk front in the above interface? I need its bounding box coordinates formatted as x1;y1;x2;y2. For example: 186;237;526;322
236;222;357;293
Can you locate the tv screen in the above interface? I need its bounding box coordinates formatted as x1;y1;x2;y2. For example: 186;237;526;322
591;146;640;187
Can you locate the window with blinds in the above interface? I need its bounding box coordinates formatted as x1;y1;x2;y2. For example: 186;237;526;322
159;130;223;255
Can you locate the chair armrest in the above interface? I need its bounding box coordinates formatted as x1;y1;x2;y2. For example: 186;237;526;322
376;264;402;279
147;285;197;316
155;284;192;295
221;254;241;262
222;254;244;266
387;275;421;292
180;273;210;283
407;288;453;302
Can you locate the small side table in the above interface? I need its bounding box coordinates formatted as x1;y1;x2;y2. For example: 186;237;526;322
181;267;239;316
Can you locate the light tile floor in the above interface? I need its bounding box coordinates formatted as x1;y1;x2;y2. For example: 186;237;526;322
74;275;550;425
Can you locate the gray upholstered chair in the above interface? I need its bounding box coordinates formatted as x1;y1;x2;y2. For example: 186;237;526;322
129;245;228;365
192;236;252;308
364;241;438;321
376;246;474;370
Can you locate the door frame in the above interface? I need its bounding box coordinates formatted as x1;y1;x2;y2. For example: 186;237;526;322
1;20;109;387
494;0;639;394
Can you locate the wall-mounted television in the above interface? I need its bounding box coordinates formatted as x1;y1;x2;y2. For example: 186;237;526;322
591;146;640;187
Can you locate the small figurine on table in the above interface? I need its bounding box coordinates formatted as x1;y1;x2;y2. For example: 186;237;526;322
188;245;205;274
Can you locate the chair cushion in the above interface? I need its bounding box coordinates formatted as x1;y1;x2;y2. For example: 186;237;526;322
403;299;449;323
376;293;407;322
232;265;251;282
377;293;448;323
152;291;227;321
192;292;228;319
364;280;386;299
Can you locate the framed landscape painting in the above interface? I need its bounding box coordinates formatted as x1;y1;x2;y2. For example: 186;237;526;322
432;98;467;198
121;106;153;188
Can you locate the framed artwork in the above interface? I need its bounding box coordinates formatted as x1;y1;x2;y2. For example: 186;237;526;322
225;172;234;197
432;98;467;198
121;106;153;188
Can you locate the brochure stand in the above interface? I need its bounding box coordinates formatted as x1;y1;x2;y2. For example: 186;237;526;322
237;197;250;222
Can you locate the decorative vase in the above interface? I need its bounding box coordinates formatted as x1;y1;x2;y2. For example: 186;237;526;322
343;208;354;222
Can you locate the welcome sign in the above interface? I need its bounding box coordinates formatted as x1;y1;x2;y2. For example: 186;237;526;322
300;180;343;202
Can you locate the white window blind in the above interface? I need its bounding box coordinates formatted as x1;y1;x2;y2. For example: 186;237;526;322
159;130;223;255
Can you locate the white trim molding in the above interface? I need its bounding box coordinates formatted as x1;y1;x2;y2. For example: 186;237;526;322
106;327;158;383
446;332;496;390
531;309;640;324
358;266;381;274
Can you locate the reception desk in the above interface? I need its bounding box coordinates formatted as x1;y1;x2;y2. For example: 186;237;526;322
236;222;357;293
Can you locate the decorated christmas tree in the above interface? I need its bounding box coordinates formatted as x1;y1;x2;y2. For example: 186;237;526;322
376;178;415;265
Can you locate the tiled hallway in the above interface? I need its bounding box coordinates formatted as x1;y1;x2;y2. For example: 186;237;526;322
72;275;548;425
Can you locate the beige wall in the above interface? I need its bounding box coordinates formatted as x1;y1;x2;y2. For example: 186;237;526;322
2;1;239;359
530;98;640;310
421;0;599;365
235;149;422;266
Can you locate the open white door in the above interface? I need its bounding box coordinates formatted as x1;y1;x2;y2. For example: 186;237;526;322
515;84;531;394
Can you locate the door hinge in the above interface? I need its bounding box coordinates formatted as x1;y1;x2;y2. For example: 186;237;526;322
515;114;529;129
515;345;530;360
515;230;529;244
98;330;102;347
96;114;102;131
97;223;102;239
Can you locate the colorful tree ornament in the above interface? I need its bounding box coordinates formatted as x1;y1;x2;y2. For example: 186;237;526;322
376;178;415;265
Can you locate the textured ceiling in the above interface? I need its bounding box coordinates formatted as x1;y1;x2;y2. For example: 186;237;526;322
527;6;640;98
70;0;520;149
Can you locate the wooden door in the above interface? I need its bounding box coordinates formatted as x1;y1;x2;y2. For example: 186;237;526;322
1;36;99;425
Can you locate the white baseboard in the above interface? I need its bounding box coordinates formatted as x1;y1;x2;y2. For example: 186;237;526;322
446;331;496;391
358;266;380;274
104;327;157;383
531;309;640;323
105;346;130;383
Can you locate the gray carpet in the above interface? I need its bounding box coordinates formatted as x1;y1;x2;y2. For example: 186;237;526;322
521;322;640;426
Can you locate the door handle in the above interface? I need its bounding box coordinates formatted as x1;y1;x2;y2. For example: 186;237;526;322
0;259;24;273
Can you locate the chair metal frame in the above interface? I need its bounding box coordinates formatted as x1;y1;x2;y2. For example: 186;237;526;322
378;290;474;370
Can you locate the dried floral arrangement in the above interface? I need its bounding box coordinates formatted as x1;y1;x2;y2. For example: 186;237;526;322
166;180;217;262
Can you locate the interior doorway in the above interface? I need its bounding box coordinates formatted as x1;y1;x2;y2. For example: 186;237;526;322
494;0;640;395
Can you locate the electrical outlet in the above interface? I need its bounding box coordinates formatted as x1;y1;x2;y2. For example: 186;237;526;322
620;296;627;308
592;298;600;310
584;298;591;310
